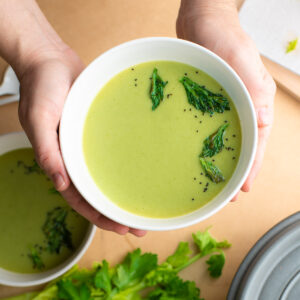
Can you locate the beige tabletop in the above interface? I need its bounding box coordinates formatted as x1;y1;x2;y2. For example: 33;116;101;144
0;1;300;299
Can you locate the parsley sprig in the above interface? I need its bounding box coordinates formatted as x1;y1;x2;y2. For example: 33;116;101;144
199;158;225;184
199;124;229;183
43;207;74;254
201;124;229;158
150;68;168;110
28;246;45;271
180;76;230;114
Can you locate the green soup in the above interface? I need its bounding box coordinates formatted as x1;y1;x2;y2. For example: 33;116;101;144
0;148;89;273
83;61;241;218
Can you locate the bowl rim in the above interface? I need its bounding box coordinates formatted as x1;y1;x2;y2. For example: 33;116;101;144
0;131;96;287
60;37;258;231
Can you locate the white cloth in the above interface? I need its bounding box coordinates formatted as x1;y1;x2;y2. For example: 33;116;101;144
239;0;300;76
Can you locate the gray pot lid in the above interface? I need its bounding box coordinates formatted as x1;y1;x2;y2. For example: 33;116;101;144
227;211;300;300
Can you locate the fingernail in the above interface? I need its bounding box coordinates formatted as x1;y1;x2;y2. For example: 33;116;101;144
257;107;272;127
52;173;66;191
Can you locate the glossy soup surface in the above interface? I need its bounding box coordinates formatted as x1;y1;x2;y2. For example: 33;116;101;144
83;61;241;218
0;148;89;273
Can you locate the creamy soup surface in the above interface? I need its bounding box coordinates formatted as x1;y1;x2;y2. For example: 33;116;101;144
0;148;89;273
83;61;241;218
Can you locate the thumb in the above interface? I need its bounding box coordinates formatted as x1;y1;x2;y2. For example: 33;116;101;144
21;108;70;191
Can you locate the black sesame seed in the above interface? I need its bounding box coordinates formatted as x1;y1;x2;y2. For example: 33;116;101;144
196;71;199;74
131;68;134;71
233;156;236;160
210;115;212;118
135;84;137;87
192;198;194;201
184;73;187;76
199;182;202;184
225;120;228;123
189;108;192;111
212;159;215;162
200;172;203;175
196;130;199;133
134;78;137;81
220;88;223;91
194;115;197;118
184;109;186;112
233;134;236;137
199;120;202;123
203;188;208;192
194;177;196;180
225;138;228;141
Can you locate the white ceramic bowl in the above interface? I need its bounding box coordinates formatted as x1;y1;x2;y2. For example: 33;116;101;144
60;37;257;231
0;132;96;287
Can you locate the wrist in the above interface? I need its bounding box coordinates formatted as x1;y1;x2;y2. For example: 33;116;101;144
177;0;240;33
0;0;69;79
14;40;71;80
178;0;238;18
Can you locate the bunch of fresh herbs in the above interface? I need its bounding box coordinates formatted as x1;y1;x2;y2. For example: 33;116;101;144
5;229;230;300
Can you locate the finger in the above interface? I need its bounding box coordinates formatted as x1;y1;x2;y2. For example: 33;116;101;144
230;192;239;202
241;77;275;192
250;70;276;129
241;125;271;192
129;228;147;237
61;183;131;235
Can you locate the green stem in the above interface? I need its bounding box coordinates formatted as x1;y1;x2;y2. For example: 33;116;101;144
176;248;224;273
110;281;147;299
175;253;204;273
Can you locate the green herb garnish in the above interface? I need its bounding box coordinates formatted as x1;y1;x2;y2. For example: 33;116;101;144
199;157;225;183
150;68;168;110
7;229;230;300
17;159;43;175
180;76;230;114
286;38;298;53
201;124;229;157
48;187;60;195
28;247;45;270
206;253;226;278
42;207;73;254
146;276;201;300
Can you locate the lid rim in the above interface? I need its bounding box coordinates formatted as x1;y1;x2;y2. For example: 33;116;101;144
227;211;300;300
